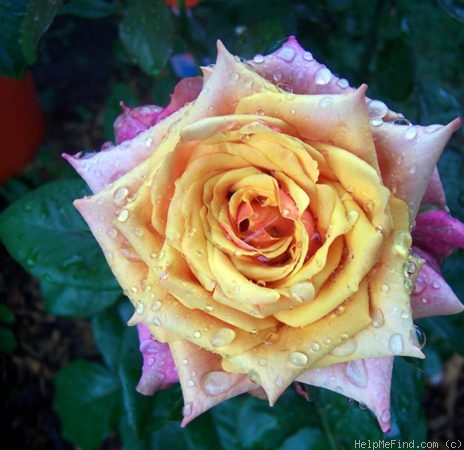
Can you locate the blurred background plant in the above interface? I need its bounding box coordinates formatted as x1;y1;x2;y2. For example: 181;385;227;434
0;0;463;449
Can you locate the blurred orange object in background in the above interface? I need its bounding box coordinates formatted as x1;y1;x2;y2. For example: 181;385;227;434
0;73;44;184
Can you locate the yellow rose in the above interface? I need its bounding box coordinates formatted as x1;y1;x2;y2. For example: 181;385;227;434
66;37;462;432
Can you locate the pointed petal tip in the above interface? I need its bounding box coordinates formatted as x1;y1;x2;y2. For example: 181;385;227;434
449;115;463;132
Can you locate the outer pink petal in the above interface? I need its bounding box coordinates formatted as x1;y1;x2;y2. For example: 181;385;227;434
412;210;464;262
421;168;447;209
168;340;257;427
114;103;163;144
135;324;179;395
373;117;462;217
156;76;203;122
249;36;351;95
298;357;393;433
411;258;464;319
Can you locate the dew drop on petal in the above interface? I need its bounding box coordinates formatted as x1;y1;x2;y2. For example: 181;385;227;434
182;402;193;417
311;342;321;352
303;51;313;61
113;187;129;204
210;328;236;347
152;300;162;311
405;126;418;140
381;283;390;293
117;209;129;222
319;96;332;108
432;280;440;289
106;227;118;238
258;357;267;366
337;78;349;88
314;67;332;85
410;325;426;349
371;309;385;328
193;330;202;339
202;371;232;396
288;351;309;366
381;410;391;423
289;282;314;302
345;360;368;388
368;100;388;119
277;46;296;62
389;333;404;355
230;72;239;81
136;302;144;314
371;119;383;127
253;54;265;64
152;317;161;327
248;369;260;383
186;379;195;387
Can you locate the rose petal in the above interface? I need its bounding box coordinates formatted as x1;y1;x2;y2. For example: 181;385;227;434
412;210;464;262
421;167;446;209
298;356;393;433
135;324;178;395
114;103;163;144
411;260;464;319
169;340;257;427
249;36;350;96
373;117;462;217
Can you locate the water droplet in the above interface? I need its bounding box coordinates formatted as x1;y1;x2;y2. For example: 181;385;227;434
334;305;345;316
314;67;332;85
337;78;349;88
303;51;313;61
273;71;282;82
153;317;161;326
432;280;440;289
248;369;260;383
144;136;153;146
405;126;417;140
230;72;239;81
277;46;296;62
368;100;388;119
258;357;267;366
289;282;314;302
193;330;202;339
256;109;265;116
346;360;368;388
381;410;390;423
117;209;129;222
319;96;332;107
371;309;385;328
210;328;236;347
201;371;233;396
152;300;162;310
288;351;309;366
186;379;195;387
113;187;129;204
136;302;144;314
311;342;321;352
381;283;390;293
389;333;404;355
106;227;118;238
204;305;213;313
159;271;169;281
253;54;265;64
182;358;189;365
275;376;284;388
182;402;193;416
411;325;426;349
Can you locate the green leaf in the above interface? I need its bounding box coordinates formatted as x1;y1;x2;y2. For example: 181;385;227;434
92;302;126;371
58;0;119;19
374;37;416;101
19;0;60;66
0;0;28;76
278;428;329;450
119;0;175;76
54;360;122;450
42;281;120;317
0;304;15;324
0;327;17;353
438;0;464;23
0;178;118;288
117;326;183;439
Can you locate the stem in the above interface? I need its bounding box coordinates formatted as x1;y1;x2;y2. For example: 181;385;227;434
315;401;340;450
